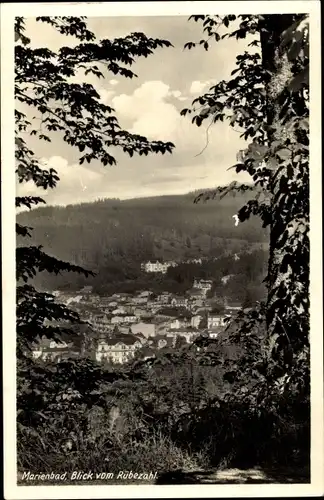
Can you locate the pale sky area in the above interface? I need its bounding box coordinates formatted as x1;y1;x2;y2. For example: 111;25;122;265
17;16;254;206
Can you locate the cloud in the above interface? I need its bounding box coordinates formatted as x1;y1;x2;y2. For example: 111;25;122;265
17;156;106;206
189;80;215;94
97;88;115;104
113;81;180;143
190;81;208;94
109;79;119;86
112;80;213;152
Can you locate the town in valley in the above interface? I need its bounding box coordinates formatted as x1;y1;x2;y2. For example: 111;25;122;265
31;257;244;365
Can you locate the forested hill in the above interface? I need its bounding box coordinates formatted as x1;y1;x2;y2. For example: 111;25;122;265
17;190;269;292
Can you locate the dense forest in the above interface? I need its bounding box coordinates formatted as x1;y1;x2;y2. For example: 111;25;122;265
17;190;268;298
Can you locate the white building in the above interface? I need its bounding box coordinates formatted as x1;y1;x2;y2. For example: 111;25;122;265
207;313;226;329
111;313;137;325
171;297;189;308
191;314;202;329
185;258;203;264
170;318;187;330
166;328;198;344
193;279;213;296
141;260;177;274
95;334;143;364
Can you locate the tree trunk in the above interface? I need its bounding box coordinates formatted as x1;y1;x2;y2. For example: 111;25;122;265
260;15;309;372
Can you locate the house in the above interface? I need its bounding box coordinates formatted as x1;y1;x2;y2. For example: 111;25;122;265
171;297;188;308
156;292;171;305
141;260;177;274
166;328;198;344
221;274;234;285
209;329;220;339
31;338;81;363
207;312;226;329
108;301;118;307
112;307;126;315
90;313;112;333
124;313;137;323
133;307;148;318
138;290;152;298
193;279;213;295
132;296;148;305
191;314;202;329
147;302;163;314
131;322;156;339
225;304;242;313
185;258;203;264
170;318;189;330
95;333;143;364
111;313;137;325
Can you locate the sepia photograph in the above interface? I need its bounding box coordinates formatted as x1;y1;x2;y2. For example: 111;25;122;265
1;1;323;498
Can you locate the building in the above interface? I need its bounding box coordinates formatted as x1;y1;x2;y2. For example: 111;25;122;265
191;314;202;329
166;328;199;344
209;329;220;339
112;307;126;315
221;274;234;285
184;258;203;265
141;260;177;274
89;313;112;333
133;306;149;318
193;279;213;296
95;333;143;364
170;318;190;330
111;313;137;325
132;296;149;305
156;292;171;305
207;312;226;329
147;302;163;314
138;290;153;298
31;339;81;362
171;297;188;308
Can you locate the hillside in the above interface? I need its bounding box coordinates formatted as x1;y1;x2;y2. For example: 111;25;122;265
17;190;269;293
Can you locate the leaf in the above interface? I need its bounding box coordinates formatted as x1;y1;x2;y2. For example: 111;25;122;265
277;148;291;160
287;65;309;92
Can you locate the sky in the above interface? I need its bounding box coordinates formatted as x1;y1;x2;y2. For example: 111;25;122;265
17;15;254;206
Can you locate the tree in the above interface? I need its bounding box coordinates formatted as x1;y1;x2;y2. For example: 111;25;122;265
174;336;187;349
15;16;174;447
182;14;309;391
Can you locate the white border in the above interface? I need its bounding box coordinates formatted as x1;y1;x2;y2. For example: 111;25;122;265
1;2;323;498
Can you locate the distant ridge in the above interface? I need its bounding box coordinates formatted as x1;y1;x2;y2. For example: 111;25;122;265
17;188;268;292
17;183;255;215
